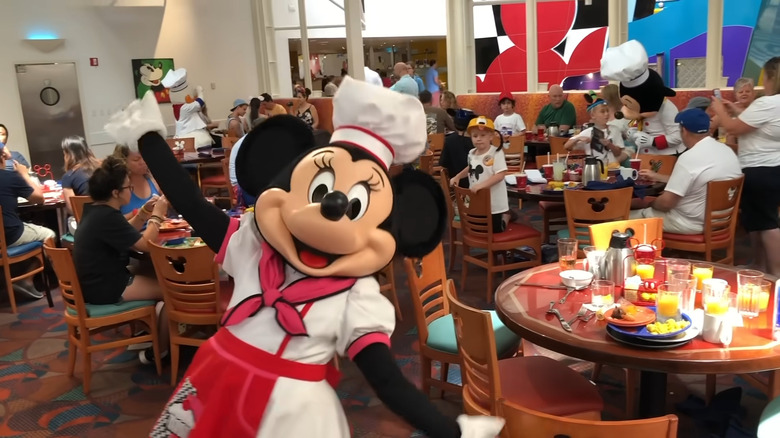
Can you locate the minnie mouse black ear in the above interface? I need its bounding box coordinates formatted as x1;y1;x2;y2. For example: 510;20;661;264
235;115;315;197
584;90;596;104
391;169;447;258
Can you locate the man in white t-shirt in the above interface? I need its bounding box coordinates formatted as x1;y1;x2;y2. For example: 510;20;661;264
630;108;742;233
494;91;526;146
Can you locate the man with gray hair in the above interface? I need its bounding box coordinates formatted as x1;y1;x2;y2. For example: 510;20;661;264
535;84;576;133
390;62;419;97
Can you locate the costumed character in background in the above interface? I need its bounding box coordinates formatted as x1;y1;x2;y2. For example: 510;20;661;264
105;78;504;438
139;62;169;102
600;40;684;156
160;68;214;148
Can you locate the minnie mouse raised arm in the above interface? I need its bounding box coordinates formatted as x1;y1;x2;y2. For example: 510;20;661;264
105;79;504;438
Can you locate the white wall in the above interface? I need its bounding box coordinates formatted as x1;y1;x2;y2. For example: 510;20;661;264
272;0;446;96
0;0;258;160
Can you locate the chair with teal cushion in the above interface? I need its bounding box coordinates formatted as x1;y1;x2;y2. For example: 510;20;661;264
0;208;52;313
61;233;75;244
403;244;521;399
43;243;162;394
758;395;780;438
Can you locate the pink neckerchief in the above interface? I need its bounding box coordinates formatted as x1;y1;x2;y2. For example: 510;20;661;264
220;241;356;336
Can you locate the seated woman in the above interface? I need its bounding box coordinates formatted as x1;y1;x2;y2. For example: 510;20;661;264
61;135;101;215
112;144;162;218
73;156;170;363
290;86;319;130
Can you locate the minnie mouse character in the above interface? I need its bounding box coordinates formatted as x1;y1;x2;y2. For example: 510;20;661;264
105;77;504;438
601;40;684;156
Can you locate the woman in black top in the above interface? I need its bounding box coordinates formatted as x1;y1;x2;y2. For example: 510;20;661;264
73;156;171;363
61;136;100;215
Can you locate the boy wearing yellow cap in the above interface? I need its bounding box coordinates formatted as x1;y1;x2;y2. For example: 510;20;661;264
449;116;510;232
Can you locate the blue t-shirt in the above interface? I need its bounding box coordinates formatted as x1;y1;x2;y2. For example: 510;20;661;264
413;75;425;94
0;169;34;244
120;175;161;215
61;168;91;196
3;150;30;171
425;68;440;93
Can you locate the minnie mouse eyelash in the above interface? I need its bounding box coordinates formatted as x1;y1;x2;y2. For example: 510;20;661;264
314;153;335;170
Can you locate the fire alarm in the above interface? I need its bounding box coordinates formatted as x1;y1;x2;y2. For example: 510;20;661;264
89;58;98;67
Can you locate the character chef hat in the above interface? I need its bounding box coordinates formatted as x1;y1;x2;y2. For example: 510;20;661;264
161;68;188;93
330;75;426;170
600;40;649;87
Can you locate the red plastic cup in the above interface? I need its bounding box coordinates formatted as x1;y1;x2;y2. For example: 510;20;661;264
542;164;554;180
525;131;534;141
537;127;545;138
517;173;528;188
629;158;641;171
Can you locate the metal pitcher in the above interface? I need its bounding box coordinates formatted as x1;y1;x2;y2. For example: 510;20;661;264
600;231;637;286
546;123;560;137
582;156;605;186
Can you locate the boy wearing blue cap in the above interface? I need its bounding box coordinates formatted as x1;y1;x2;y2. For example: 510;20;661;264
630;108;741;233
563;97;628;166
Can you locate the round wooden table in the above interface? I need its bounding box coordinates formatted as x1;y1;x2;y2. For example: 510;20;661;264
495;262;780;417
507;180;666;202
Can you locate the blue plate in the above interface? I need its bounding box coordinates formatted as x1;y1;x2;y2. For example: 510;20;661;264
163;237;186;246
608;309;692;339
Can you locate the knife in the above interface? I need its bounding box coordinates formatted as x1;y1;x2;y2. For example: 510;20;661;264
514;282;568;290
546;302;573;332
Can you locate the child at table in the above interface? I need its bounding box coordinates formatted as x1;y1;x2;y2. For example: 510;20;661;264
494;91;526;148
564;97;628;167
449;116;510;232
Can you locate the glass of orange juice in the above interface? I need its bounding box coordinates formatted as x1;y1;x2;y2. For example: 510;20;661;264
692;263;714;290
636;258;655;280
656;284;681;322
702;278;730;315
758;279;772;312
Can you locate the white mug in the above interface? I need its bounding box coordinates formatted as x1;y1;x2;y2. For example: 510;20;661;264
702;312;733;345
619;167;638;180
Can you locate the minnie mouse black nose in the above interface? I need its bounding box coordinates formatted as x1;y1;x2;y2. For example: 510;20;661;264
320;191;349;221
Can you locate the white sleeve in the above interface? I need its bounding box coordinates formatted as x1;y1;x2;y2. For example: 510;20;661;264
514;114;526;132
492;147;508;173
336;276;396;359
738;97;774;128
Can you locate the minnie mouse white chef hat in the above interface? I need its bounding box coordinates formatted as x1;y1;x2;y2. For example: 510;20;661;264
161;68;188;93
330;76;426;170
600;40;649;87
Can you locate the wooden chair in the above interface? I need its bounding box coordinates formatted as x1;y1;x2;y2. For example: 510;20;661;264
147;241;225;385
663;175;744;264
70;195;93;224
446;282;603;418
505;136;525;172
221;136;239;150
428;133;445;178
549;136;569;157
43;243;162;393
0;207;53;313
534;148;567;243
165;137;195;152
402;244;521;399
419;151;435;175
376;262;402;320
498;398;678;438
200;158;234;207
560;187;633;247
402;244;462;398
589;218;664;251
454;186;542;302
438;168;462;273
638;154;678;176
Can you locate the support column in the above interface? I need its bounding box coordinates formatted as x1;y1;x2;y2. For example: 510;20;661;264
297;0;312;91
705;0;724;88
344;0;365;80
526;0;538;92
446;0;476;94
250;0;277;95
369;46;374;69
608;0;620;48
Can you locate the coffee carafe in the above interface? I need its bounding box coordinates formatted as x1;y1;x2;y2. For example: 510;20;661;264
600;231;636;286
546;122;560;137
582;156;605;186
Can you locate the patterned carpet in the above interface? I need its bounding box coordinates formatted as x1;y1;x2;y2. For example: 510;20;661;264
0;201;769;437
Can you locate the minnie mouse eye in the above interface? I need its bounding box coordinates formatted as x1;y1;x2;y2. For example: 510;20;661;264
345;183;369;221
308;169;335;203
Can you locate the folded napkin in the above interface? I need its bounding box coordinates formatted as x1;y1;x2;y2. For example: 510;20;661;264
525;169;547;184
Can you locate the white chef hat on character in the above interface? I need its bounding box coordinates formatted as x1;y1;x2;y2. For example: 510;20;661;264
330;76;426;170
600;40;649;87
162;68;188;93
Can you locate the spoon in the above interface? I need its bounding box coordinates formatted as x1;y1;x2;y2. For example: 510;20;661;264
559;285;588;304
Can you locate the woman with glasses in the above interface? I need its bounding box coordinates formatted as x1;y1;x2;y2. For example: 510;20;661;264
112;144;162;218
74;156;171;364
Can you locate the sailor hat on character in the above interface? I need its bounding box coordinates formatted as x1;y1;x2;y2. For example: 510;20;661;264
161;68;188;93
330;76;427;170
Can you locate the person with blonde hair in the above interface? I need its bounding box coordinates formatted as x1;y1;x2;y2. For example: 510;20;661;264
439;90;459;112
710;57;780;275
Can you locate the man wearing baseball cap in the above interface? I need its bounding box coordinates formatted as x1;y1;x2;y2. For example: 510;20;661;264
227;98;248;138
630;108;742;233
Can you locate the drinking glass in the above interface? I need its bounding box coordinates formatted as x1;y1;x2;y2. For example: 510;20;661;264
702;278;730;315
670;273;697;314
552;160;566;182
737;269;764;319
656;284;682;322
759;279;772;312
557;238;578;272
692;263;714;291
635;259;655;280
591;280;615;308
582;246;604;279
666;259;691;282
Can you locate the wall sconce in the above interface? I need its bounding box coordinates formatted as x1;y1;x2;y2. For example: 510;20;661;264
22;38;66;53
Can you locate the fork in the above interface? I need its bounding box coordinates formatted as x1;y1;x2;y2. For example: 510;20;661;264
567;305;588;326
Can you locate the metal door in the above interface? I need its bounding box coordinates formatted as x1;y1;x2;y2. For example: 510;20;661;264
15;63;86;179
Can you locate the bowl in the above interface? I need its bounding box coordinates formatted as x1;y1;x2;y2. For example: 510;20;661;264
559;270;594;288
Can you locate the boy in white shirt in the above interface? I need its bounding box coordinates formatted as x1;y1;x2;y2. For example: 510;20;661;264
449;116;510;232
494;91;526;148
564;98;628;166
